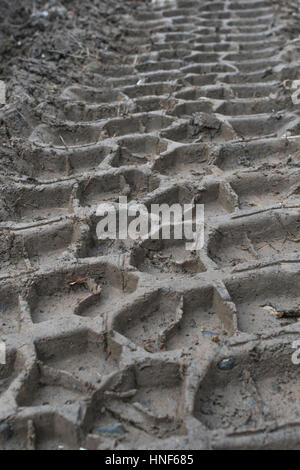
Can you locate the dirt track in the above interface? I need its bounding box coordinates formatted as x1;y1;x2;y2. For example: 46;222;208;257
1;0;300;450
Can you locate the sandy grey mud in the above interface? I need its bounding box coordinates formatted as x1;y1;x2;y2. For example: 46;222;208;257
1;0;300;450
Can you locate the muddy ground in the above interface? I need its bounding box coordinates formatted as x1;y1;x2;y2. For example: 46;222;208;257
1;0;300;450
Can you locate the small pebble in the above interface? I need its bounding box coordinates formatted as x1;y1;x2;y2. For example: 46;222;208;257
0;423;13;440
201;330;218;337
218;357;236;371
94;423;126;435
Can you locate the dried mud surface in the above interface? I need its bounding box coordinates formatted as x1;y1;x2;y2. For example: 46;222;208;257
1;0;300;450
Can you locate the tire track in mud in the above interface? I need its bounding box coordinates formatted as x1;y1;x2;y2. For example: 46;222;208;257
1;0;300;450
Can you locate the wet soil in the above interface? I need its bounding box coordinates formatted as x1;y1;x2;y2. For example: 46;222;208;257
1;0;300;450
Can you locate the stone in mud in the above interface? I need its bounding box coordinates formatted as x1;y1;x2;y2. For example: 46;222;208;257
201;331;218;337
94;423;126;435
217;357;236;371
0;422;13;441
